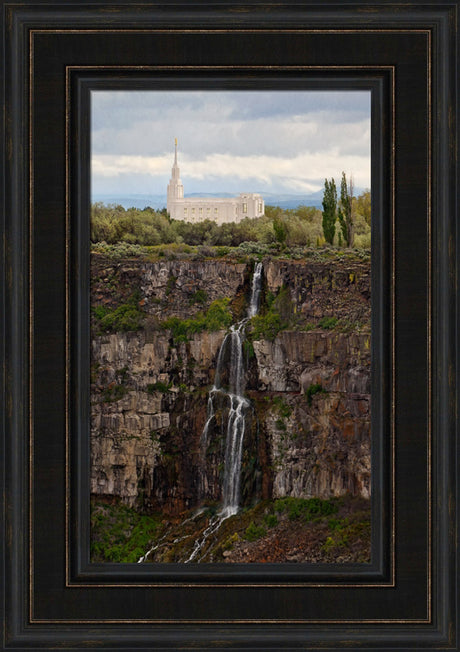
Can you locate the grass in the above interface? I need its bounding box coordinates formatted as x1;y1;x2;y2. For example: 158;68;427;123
318;316;339;330
91;500;162;563
321;513;371;559
90;496;371;563
274;496;338;522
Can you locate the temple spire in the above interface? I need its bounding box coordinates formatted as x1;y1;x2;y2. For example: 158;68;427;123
167;138;184;216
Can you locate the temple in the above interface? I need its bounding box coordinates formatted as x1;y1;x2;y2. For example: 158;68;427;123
166;139;264;224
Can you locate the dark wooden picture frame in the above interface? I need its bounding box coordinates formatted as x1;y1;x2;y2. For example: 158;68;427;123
2;1;458;649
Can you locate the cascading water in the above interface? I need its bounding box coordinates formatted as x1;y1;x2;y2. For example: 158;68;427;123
186;262;263;562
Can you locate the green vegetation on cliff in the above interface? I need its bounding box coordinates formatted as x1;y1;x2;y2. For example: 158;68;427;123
274;496;337;521
161;297;233;342
92;291;144;333
91;499;162;563
248;285;293;341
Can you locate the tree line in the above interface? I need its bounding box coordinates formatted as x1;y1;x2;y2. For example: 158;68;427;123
90;183;370;250
322;172;370;248
90;203;326;248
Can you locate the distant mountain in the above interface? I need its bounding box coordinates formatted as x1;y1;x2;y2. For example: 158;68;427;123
92;191;327;211
92;194;167;210
262;191;325;210
92;188;368;212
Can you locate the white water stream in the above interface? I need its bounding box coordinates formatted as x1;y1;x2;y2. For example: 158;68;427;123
138;263;263;564
185;262;263;562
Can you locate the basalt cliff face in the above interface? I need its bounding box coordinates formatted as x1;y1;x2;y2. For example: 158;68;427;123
90;254;371;515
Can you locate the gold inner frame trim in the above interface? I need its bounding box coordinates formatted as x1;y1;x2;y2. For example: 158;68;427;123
26;25;432;625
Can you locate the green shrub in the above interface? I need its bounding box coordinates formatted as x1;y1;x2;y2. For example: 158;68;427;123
265;291;275;308
103;383;128;402
93;292;144;333
222;532;240;551
264;514;278;528
250;312;284;341
90;500;162;563
92;305;111;321
318;316;338;330
327;518;344;532
165;275;177;295
321;514;371;555
305;383;326;406
189;289;208;305
162;298;232;342
204;298;233;331
271;285;293;322
244;521;267;542
243;339;255;359
147;381;171;393
274;497;337;522
272;396;293;418
216;246;231;257
248;284;293;341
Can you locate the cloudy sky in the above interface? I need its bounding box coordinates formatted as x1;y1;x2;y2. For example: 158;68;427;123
91;90;371;202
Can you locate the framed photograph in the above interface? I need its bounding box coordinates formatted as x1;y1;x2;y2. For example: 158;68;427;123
88;89;373;567
2;1;458;649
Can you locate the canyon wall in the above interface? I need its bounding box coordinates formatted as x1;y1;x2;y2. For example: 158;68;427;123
90;253;371;514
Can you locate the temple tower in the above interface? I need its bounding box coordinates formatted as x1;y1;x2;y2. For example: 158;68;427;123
166;138;184;215
165;139;264;223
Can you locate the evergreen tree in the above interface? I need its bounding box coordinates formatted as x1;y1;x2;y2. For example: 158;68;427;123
322;178;337;244
273;215;287;246
337;171;354;247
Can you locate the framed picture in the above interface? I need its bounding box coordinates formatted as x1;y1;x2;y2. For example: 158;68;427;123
2;1;458;649
88;89;373;567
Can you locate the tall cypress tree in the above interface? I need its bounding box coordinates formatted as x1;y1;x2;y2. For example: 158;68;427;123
322;178;337;244
337;171;354;247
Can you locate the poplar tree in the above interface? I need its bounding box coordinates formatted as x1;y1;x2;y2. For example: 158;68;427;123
338;171;354;247
322;178;337;244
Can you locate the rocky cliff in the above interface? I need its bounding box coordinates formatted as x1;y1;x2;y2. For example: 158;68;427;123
90;252;371;516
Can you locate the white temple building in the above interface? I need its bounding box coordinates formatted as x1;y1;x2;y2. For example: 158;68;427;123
166;140;264;224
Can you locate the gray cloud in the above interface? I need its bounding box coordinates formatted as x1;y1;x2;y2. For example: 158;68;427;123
91;90;371;198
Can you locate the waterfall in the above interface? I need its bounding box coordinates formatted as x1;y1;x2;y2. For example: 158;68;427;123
186;262;263;561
